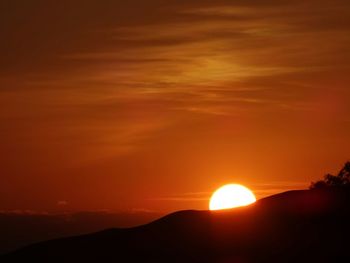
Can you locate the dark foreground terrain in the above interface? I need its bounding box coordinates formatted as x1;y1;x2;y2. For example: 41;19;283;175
2;188;350;262
0;210;161;254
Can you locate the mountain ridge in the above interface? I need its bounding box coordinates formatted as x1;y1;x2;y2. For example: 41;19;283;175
3;188;350;262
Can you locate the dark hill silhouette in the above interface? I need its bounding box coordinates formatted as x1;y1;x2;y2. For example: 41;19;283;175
0;210;161;254
2;188;350;262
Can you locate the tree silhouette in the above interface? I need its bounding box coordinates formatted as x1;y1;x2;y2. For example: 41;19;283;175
310;161;350;189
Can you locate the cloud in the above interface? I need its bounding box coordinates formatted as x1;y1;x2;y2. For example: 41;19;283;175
57;201;68;206
0;0;349;213
251;181;308;199
151;192;211;202
39;0;348;122
154;181;308;202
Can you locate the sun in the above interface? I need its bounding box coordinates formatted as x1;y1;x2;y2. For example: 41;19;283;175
209;184;256;210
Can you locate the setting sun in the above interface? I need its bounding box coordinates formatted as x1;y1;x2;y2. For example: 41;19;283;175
209;184;256;210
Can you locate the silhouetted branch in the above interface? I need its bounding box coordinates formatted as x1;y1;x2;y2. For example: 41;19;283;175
310;162;350;189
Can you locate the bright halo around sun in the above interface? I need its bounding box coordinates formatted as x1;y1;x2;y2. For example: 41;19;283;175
209;184;256;210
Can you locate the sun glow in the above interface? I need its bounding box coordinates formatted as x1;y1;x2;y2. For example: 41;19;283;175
209;184;256;210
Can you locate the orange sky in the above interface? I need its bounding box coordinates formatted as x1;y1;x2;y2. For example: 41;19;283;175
1;0;350;213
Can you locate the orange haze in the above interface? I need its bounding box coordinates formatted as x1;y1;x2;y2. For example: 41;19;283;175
0;0;349;213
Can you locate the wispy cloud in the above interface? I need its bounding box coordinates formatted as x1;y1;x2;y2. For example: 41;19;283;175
251;181;308;199
151;192;211;202
154;181;308;202
0;0;349;212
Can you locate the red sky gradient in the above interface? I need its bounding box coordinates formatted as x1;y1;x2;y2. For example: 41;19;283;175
1;0;350;213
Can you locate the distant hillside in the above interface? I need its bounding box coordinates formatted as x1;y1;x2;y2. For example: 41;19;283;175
2;188;350;262
0;211;161;255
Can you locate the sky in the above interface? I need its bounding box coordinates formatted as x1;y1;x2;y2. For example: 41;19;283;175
1;0;350;213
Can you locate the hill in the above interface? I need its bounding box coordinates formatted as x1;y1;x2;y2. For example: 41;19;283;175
0;210;161;254
2;188;350;262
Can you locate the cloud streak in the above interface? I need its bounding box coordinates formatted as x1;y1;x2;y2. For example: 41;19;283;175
0;0;349;212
